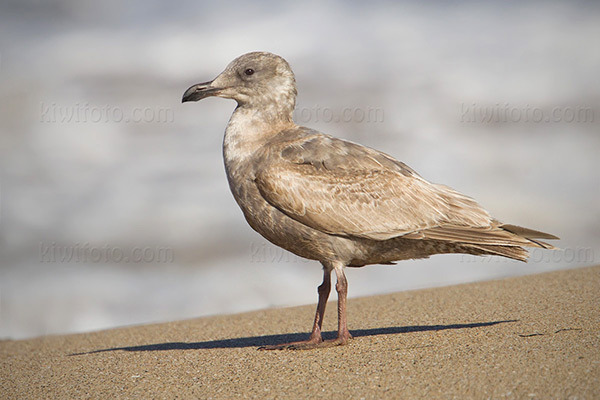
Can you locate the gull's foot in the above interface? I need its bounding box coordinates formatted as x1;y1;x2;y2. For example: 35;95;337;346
320;330;352;348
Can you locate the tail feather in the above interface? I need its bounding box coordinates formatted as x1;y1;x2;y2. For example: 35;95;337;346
500;224;559;240
407;224;557;249
404;221;559;262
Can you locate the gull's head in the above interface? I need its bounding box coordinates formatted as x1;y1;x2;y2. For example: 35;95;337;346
182;52;297;113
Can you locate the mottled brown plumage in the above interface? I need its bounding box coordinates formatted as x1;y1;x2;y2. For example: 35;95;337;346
182;51;558;349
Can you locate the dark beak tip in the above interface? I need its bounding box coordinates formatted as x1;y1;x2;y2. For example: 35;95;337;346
182;81;215;104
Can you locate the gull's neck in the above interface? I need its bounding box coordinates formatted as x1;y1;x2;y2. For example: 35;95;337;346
223;102;296;166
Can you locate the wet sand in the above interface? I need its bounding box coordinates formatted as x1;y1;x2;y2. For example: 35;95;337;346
2;265;598;399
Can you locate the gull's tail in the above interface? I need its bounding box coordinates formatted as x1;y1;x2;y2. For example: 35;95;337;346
404;221;559;262
463;224;559;262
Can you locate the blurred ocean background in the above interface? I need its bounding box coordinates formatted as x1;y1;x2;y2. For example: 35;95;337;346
1;0;599;339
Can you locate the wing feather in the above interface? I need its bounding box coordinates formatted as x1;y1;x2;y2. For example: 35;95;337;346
255;130;494;241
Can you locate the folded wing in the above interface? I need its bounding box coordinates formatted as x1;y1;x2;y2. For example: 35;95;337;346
255;129;557;249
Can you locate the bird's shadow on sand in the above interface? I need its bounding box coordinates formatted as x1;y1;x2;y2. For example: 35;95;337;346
69;320;516;356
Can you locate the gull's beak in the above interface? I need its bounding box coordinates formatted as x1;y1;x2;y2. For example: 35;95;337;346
182;80;220;103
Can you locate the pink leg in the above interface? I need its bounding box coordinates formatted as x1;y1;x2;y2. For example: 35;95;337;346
260;262;353;350
259;268;332;350
323;261;353;346
308;268;332;341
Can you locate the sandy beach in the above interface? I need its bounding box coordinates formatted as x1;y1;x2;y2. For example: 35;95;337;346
2;265;598;399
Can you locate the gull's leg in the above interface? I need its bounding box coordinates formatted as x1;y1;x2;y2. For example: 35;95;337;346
259;267;332;350
308;267;332;341
323;261;353;346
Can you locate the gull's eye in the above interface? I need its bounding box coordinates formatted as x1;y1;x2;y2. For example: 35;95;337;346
244;68;255;76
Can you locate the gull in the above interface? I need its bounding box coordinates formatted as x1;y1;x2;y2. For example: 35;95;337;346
182;51;558;350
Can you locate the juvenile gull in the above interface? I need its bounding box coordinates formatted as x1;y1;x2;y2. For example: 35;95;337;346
182;52;558;350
